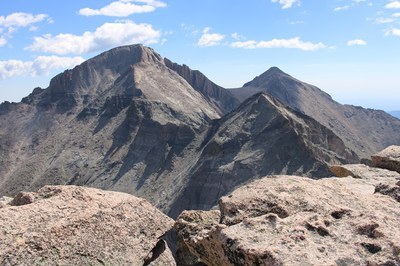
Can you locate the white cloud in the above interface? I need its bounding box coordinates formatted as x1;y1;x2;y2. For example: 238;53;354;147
385;28;400;36
79;0;166;17
231;32;246;41
198;28;225;47
271;0;300;9
0;12;48;28
26;21;160;55
231;37;326;51
386;1;400;9
375;17;395;23
0;56;84;80
392;12;400;17
347;39;367;46
0;12;50;46
334;5;350;11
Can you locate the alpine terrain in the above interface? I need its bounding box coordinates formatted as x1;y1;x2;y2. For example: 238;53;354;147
0;44;399;217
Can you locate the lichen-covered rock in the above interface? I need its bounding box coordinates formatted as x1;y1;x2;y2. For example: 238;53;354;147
0;185;175;266
372;145;400;173
175;175;400;266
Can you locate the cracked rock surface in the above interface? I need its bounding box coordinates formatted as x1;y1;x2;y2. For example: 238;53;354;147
175;174;400;265
0;185;175;266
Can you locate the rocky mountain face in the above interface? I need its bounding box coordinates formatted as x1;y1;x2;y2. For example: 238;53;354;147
230;67;400;158
168;92;358;217
164;58;240;115
0;44;398;218
175;148;400;265
0;185;175;265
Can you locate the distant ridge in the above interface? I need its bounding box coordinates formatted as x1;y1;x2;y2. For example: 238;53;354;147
231;67;400;158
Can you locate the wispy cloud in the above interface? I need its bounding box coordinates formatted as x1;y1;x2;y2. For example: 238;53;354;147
347;39;367;46
271;0;300;9
375;17;395;23
231;37;325;51
0;56;84;80
198;28;225;47
231;32;246;41
386;1;400;9
26;21;160;55
333;0;370;11
334;5;350;11
79;0;166;17
385;28;400;36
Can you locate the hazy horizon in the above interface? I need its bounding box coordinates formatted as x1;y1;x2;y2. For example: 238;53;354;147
1;0;399;111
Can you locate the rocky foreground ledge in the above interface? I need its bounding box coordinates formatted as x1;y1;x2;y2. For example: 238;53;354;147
175;147;400;265
1;146;400;265
0;186;175;265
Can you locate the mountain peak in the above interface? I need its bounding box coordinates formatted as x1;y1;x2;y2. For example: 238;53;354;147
243;66;291;87
93;44;163;67
265;66;286;75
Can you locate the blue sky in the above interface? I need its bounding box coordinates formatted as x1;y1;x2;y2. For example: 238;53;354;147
0;0;399;111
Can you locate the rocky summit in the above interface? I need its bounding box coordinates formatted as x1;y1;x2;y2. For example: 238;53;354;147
0;44;399;219
0;185;175;265
175;155;400;265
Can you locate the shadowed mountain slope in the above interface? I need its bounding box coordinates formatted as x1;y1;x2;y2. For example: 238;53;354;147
230;67;400;158
168;93;358;217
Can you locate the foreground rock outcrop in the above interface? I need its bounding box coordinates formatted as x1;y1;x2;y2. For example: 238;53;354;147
0;185;175;265
175;173;400;265
372;145;400;174
330;163;400;203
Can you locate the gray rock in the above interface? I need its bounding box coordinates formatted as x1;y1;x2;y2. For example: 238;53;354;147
0;185;175;265
10;191;35;206
175;175;400;265
169;93;358;217
230;67;400;158
164;58;240;115
372;145;400;173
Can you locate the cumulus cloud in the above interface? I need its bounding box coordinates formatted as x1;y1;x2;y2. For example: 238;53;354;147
385;28;400;36
271;0;300;9
386;1;400;9
231;37;325;51
393;12;400;17
198;28;225;47
347;39;367;46
79;0;166;17
0;12;50;46
0;12;48;28
26;21;160;55
0;56;84;80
